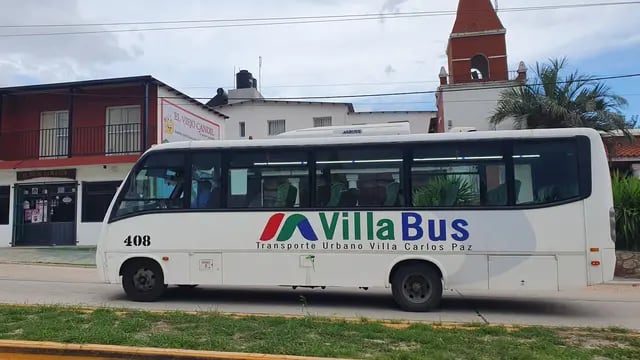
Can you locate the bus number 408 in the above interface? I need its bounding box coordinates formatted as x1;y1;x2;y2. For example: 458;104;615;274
124;235;151;247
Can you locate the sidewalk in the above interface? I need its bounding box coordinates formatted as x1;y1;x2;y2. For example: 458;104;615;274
0;246;96;267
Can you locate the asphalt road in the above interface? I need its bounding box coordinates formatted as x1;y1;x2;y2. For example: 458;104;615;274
1;264;639;330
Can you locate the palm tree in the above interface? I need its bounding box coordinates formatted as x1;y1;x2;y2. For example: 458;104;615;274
490;57;635;137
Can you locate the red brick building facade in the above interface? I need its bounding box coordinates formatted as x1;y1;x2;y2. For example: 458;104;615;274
0;76;226;247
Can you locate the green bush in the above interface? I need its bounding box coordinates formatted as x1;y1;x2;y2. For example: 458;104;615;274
611;173;640;251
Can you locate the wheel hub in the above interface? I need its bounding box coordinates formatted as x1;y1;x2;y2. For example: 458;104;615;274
402;274;432;303
133;268;156;291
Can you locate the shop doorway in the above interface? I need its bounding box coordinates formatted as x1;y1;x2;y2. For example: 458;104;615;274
13;183;77;246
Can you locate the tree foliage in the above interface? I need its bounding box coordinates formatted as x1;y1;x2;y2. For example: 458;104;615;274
490;58;635;138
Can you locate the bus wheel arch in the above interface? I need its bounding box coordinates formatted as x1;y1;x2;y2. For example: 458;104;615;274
388;259;444;312
119;257;166;302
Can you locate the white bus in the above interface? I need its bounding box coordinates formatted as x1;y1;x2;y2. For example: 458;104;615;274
96;126;616;312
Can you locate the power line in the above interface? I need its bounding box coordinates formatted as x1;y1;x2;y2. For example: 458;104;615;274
1;1;638;37
0;14;441;38
182;79;442;89
228;73;640;101
2;1;637;29
0;11;453;29
6;73;639;101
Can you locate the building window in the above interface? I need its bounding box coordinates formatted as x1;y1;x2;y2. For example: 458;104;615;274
106;106;141;155
239;122;246;137
313;117;332;127
268;120;286;136
428;118;438;133
315;147;403;207
226;150;309;208
40;111;69;159
81;181;122;222
113;152;187;218
0;186;9;225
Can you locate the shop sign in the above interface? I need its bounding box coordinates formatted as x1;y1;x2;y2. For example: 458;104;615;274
17;169;77;181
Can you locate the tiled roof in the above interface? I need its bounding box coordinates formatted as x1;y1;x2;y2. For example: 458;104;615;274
603;136;640;158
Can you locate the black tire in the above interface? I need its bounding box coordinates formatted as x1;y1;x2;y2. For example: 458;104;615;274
121;259;165;302
391;263;442;312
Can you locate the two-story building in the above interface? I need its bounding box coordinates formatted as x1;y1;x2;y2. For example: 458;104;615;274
0;76;226;247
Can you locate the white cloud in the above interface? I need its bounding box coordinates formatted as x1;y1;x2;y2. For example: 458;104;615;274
0;0;140;84
0;0;637;111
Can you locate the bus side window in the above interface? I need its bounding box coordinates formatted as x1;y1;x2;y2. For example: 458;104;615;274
514;140;580;205
411;142;506;207
315;147;403;208
226;150;309;208
190;151;222;209
113;152;187;217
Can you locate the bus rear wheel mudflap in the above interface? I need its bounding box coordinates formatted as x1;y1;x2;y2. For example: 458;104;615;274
391;263;443;312
121;258;166;302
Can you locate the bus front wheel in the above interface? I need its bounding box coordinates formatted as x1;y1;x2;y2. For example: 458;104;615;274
122;259;165;302
391;263;442;312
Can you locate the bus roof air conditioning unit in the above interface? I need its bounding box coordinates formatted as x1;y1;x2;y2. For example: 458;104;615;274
276;122;411;138
448;127;477;133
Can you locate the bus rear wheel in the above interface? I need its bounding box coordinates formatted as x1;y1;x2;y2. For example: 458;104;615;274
122;259;165;302
391;263;442;312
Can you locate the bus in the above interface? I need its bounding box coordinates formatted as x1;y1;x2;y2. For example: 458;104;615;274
95;126;616;312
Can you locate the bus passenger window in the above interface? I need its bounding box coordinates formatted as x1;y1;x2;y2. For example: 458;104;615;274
411;142;506;207
315;148;403;207
113;152;187;217
226;150;309;208
190;152;222;209
514;140;580;205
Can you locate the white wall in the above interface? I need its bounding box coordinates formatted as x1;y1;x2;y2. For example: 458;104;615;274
218;102;351;140
348;112;435;134
0;171;14;247
156;86;226;142
440;82;516;131
217;102;436;139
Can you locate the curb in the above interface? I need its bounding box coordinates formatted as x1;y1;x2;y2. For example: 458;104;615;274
0;340;348;360
604;280;640;286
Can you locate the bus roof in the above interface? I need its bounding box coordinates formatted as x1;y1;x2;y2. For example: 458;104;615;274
149;127;602;153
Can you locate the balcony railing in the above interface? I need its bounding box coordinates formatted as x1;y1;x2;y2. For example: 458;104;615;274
0;123;144;161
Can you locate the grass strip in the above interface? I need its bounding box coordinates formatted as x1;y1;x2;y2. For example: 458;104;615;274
0;304;638;360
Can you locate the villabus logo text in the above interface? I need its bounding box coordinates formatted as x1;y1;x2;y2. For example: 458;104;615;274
259;212;470;243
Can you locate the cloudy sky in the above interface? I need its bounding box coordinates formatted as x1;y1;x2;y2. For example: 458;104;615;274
1;0;639;118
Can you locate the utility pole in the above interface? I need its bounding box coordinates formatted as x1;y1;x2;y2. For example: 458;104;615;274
259;56;263;92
